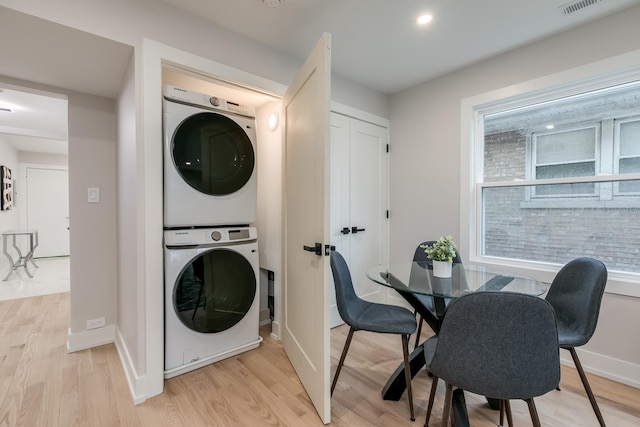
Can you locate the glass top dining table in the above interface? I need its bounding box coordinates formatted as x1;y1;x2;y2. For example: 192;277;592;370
366;261;547;402
367;261;546;301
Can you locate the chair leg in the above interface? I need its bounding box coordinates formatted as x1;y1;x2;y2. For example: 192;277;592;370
414;316;424;350
499;400;504;426
402;334;415;421
505;400;513;427
568;347;606;427
525;398;542;427
440;383;453;427
425;375;439;427
331;327;355;395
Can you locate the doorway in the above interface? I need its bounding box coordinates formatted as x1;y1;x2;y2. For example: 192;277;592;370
0;86;70;300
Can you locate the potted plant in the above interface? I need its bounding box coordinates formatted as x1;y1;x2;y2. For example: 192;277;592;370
421;235;457;278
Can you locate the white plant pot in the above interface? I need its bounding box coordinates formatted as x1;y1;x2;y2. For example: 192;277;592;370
432;260;452;278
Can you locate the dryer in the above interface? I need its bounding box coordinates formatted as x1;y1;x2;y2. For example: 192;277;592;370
164;226;262;378
163;85;257;228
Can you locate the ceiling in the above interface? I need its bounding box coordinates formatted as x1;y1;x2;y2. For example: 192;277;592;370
1;0;638;155
162;0;639;94
0;7;133;155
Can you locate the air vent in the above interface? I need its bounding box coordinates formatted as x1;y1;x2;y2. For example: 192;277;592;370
0;106;13;113
560;0;602;15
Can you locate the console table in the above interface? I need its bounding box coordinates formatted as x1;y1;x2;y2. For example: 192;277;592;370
2;230;39;281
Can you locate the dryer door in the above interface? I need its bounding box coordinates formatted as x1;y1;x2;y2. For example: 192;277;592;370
171;112;255;195
173;248;256;333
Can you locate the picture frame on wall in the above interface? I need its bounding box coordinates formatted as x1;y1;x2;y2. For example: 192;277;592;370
1;165;13;211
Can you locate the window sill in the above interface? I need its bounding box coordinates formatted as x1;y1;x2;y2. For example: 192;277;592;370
469;256;640;299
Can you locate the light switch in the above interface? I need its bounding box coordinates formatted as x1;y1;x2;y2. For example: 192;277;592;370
88;187;100;203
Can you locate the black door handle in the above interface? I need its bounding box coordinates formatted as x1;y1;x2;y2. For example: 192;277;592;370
351;226;365;234
340;227;351;235
303;243;322;256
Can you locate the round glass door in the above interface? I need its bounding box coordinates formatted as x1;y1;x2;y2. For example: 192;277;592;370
172;112;255;195
173;249;256;333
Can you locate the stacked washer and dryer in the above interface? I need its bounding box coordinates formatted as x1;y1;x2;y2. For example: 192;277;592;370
163;85;262;379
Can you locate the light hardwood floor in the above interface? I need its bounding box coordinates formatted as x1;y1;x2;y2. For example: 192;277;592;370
1;292;639;426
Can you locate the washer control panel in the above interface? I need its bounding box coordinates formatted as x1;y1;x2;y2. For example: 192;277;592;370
164;227;257;247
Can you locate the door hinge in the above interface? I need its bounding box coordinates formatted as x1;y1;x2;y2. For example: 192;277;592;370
386;210;389;219
386;144;389;153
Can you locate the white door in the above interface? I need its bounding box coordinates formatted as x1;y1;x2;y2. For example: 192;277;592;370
329;113;388;327
282;34;332;423
26;167;70;257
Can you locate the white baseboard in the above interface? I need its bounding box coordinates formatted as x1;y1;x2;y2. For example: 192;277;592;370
66;325;115;353
270;321;281;340
259;308;271;326
563;347;640;389
114;327;148;404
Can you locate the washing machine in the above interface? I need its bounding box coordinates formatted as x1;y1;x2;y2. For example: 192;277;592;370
163;85;257;228
164;226;262;379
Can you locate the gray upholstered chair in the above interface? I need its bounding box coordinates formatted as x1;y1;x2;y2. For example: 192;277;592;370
545;257;608;427
329;251;417;421
423;292;560;427
411;241;463;348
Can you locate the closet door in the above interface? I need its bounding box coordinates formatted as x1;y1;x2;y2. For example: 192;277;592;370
26;167;69;257
330;112;388;327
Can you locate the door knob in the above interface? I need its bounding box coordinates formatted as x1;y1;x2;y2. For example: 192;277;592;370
351;226;365;234
340;227;351;235
303;243;322;256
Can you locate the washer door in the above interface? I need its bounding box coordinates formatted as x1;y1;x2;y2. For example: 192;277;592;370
171;112;255;195
174;248;256;333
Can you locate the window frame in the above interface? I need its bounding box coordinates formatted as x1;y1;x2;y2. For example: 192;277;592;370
614;116;640;196
460;51;640;298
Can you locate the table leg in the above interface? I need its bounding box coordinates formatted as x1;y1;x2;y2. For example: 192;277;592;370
381;290;443;401
28;231;39;268
381;343;426;401
2;237;16;281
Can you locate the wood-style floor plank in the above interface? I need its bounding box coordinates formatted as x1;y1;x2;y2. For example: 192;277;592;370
0;292;639;426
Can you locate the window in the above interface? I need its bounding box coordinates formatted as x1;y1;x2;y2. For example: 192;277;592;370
462;65;640;295
532;126;598;197
617;118;640;194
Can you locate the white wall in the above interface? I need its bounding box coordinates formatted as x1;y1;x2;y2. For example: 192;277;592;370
0;136;19;274
18;151;67;166
256;100;284;333
390;5;640;388
67;90;118;342
116;52;145;395
0;0;389;119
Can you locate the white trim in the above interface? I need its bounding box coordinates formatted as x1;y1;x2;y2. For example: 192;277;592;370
115;326;147;405
561;348;640;390
270;320;281;340
66;325;115;353
331;101;390;128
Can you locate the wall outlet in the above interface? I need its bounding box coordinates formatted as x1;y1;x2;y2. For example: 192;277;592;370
86;317;105;330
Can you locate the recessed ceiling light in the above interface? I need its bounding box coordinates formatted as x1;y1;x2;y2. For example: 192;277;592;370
417;14;433;25
546;124;555;130
263;0;281;8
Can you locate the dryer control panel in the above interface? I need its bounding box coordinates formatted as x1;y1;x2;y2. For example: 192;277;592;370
163;85;256;118
164;227;257;247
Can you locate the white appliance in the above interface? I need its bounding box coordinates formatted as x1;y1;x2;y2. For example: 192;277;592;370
164;226;262;378
163;85;258;228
